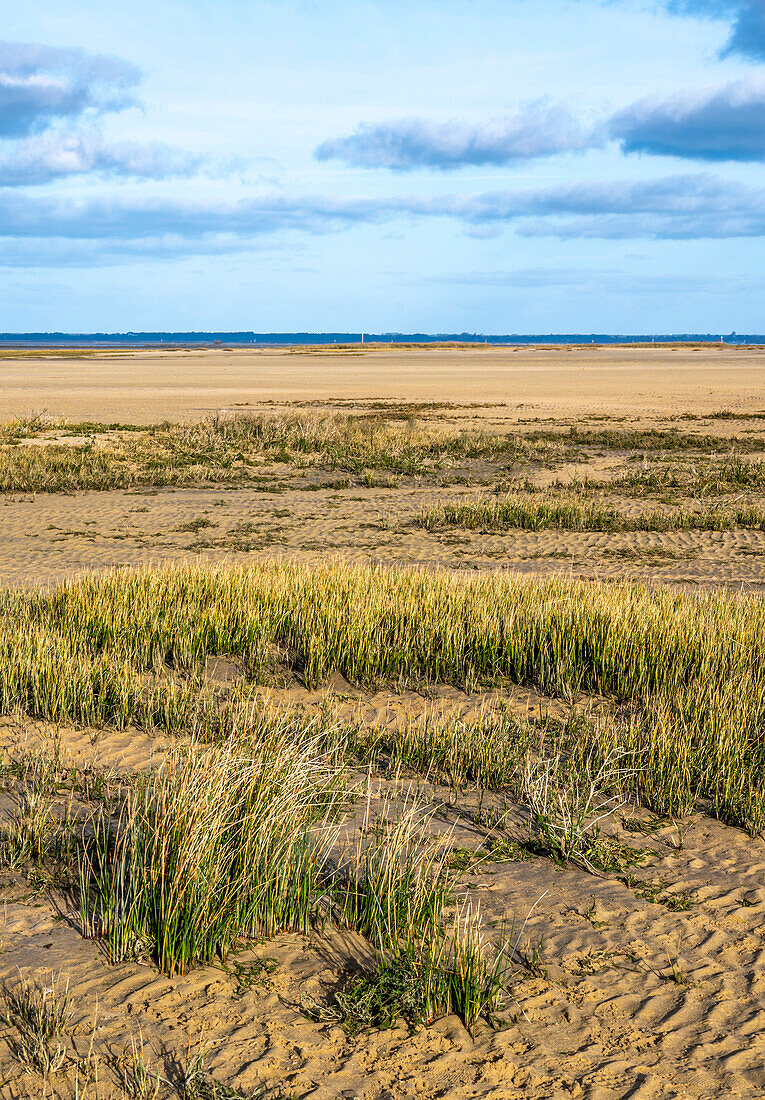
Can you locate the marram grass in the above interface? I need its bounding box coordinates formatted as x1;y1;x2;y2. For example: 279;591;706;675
2;558;765;829
79;724;346;976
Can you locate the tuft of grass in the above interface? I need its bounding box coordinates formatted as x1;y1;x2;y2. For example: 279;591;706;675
521;751;632;872
332;802;452;954
114;1032;162;1099
180;1045;277;1099
314;905;511;1035
79;725;346;975
2;974;71;1079
352;709;535;789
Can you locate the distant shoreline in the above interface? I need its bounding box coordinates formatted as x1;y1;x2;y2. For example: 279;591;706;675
0;331;763;348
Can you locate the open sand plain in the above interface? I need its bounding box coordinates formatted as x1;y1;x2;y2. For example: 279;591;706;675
2;344;765;1099
2;343;765;424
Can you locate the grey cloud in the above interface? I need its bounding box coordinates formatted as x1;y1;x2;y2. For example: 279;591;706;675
433;267;743;293
423;174;755;222
0;192;390;242
611;77;765;162
0;40;140;138
453;175;765;238
0;235;289;268
315;101;597;170
320;76;765;170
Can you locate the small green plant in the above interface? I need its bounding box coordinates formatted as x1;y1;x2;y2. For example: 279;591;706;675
178;516;218;533
574;949;621;975
661;952;689;985
513;937;547;980
311;950;431;1034
227;957;278;997
443;846;478;872
660;890;695;912
584;834;649;873
487;836;535;862
583;898;608;928
312;905;512;1035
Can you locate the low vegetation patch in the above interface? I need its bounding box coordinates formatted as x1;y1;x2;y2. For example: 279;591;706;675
0;413;566;492
527;425;765;453
553;456;765;498
309;906;511;1035
417;494;765;532
2;975;71;1080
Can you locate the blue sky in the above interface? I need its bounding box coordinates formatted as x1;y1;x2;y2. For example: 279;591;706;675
2;0;765;332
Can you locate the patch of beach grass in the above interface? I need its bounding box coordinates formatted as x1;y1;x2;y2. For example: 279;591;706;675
0;413;568;493
2;558;765;831
417;494;765;532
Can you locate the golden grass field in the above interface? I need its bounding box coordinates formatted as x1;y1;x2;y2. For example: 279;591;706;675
2;344;765;1100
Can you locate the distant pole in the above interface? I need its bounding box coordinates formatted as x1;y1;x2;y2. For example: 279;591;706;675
361;332;364;344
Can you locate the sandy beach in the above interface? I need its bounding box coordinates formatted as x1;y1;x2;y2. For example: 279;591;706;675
1;345;765;1099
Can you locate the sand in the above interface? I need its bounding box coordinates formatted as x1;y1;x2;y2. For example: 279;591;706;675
2;345;765;1098
4;477;765;593
3;701;765;1099
1;344;764;424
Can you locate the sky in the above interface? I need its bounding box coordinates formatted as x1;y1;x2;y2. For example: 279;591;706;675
2;0;765;333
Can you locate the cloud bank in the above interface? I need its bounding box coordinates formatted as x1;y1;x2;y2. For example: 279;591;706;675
0;41;202;186
319;77;765;169
0;173;764;268
612;78;765;162
611;77;765;162
0;131;204;186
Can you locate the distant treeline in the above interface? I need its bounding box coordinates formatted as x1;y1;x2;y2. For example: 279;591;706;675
0;331;762;347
